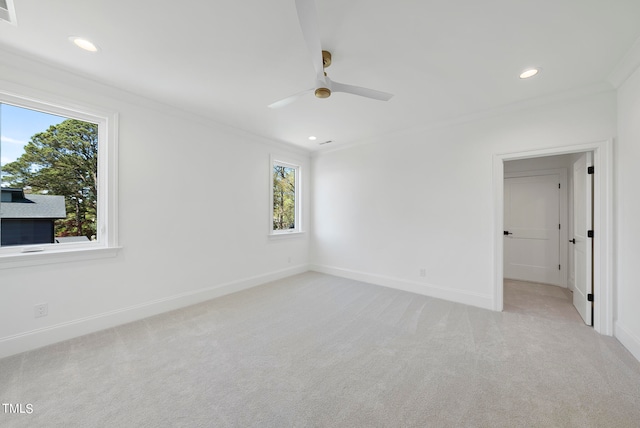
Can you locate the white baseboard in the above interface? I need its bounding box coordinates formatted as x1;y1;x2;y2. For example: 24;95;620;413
614;321;640;363
0;264;309;359
310;264;493;310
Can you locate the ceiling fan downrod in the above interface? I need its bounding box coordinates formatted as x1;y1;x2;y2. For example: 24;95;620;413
315;51;332;98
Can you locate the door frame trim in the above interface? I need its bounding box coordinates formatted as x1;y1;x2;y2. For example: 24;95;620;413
493;140;613;335
504;169;568;288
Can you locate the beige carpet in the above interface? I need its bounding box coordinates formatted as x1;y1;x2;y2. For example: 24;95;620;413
1;272;639;427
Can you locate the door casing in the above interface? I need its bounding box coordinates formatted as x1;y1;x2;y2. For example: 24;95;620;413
493;140;613;335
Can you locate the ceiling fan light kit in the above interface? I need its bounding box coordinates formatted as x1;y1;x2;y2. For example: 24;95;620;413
315;87;331;98
268;0;393;108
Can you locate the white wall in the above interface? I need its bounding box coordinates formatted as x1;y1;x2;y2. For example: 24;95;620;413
311;91;616;311
615;65;640;362
0;50;310;358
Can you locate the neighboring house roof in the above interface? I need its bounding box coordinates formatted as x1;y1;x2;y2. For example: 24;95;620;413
0;188;66;219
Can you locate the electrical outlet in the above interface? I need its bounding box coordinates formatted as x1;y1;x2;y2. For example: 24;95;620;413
419;268;427;278
34;303;48;318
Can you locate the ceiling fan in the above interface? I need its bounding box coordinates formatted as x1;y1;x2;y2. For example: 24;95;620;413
268;0;394;109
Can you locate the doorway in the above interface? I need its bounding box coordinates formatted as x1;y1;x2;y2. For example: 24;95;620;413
503;170;567;287
493;141;613;335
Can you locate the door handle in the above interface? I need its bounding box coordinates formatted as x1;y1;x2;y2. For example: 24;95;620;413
569;238;576;244
504;231;513;236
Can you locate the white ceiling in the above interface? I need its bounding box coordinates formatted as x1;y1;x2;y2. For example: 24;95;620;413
1;0;639;151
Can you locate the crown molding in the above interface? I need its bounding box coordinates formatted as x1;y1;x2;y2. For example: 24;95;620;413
313;81;614;157
607;36;640;88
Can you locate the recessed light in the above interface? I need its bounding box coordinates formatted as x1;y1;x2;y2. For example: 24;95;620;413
308;136;317;141
69;37;99;52
519;68;540;79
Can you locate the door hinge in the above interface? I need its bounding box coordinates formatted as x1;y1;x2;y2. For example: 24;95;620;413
558;183;561;189
587;294;594;302
588;166;594;175
588;230;594;238
558;264;561;270
559;224;561;230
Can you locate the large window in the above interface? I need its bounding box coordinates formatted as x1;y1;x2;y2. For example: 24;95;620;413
0;88;118;265
271;157;301;234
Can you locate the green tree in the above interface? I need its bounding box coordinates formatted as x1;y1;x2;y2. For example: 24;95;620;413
273;165;296;230
2;119;98;239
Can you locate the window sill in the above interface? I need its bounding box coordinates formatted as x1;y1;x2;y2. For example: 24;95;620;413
0;246;121;270
268;231;306;240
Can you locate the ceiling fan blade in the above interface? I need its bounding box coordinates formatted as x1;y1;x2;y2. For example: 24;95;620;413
329;79;394;101
268;88;314;109
295;0;325;81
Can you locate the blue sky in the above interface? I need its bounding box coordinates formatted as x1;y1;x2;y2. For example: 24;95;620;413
1;103;65;167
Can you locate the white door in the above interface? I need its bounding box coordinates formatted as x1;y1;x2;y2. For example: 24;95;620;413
572;153;593;325
504;175;561;285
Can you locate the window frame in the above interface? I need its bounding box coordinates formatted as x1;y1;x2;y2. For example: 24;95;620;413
269;154;302;237
0;86;119;269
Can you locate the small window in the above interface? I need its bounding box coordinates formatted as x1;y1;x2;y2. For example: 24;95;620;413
0;89;118;266
271;157;301;234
